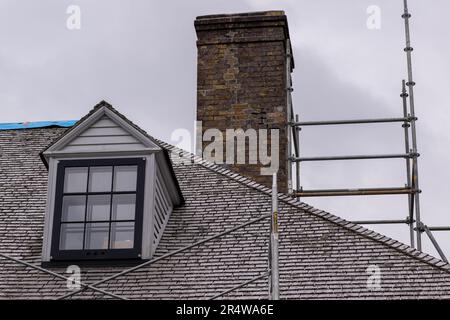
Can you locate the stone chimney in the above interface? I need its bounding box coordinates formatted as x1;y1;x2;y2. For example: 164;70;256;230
195;11;294;193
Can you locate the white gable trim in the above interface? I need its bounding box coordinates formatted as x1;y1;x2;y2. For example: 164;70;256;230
43;106;161;157
41;153;158;261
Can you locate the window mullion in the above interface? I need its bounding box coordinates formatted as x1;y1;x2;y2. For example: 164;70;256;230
107;166;115;249
82;166;91;250
61;219;135;224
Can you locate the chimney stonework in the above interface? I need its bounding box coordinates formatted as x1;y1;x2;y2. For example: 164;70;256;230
195;11;294;193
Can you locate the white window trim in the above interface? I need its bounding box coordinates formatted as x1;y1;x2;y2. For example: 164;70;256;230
41;153;157;262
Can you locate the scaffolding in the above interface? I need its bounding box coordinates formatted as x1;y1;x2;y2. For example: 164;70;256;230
287;0;450;262
1;211;274;300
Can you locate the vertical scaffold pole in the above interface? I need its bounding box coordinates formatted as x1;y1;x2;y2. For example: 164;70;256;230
402;0;422;250
295;114;300;198
269;173;279;300
401;80;415;248
286;40;293;195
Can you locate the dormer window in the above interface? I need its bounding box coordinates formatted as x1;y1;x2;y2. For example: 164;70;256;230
40;102;183;265
51;158;145;261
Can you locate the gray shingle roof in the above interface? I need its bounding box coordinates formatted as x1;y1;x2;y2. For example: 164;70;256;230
2;115;450;299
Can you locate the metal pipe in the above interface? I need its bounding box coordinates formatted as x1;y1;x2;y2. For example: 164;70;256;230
295;114;300;199
286;39;293;194
209;271;270;300
291;114;299;158
295;187;418;197
290;117;415;127
403;0;422;250
401;80;415;248
351;219;409;225
57;213;271;300
0;252;127;300
409;184;416;244
428;226;450;231
423;226;448;263
269;173;279;300
290;153;418;162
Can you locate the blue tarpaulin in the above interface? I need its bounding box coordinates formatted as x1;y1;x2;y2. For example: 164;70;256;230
0;120;77;130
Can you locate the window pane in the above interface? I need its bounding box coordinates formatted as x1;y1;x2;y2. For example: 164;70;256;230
112;194;136;220
88;166;112;192
61;195;86;222
114;166;138;192
86;195;111;221
60;224;84;250
84;223;109;250
64;167;88;193
110;222;134;249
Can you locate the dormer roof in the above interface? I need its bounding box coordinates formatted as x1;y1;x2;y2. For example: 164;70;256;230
41;100;183;205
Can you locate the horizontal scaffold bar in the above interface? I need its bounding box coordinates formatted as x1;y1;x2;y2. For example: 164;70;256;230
427;226;450;231
290;153;419;162
294;187;419;197
350;219;410;225
289;116;417;127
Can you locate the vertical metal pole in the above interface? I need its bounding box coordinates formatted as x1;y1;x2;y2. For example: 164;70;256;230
286;40;293;194
270;173;279;300
295;114;300;198
268;229;272;298
401;80;414;248
402;0;422;250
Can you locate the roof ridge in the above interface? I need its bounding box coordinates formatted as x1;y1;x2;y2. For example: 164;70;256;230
154;139;450;275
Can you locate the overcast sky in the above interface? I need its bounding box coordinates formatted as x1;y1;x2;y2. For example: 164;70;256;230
1;0;450;258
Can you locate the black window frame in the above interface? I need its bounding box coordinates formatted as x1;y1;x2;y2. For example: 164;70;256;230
50;158;146;261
